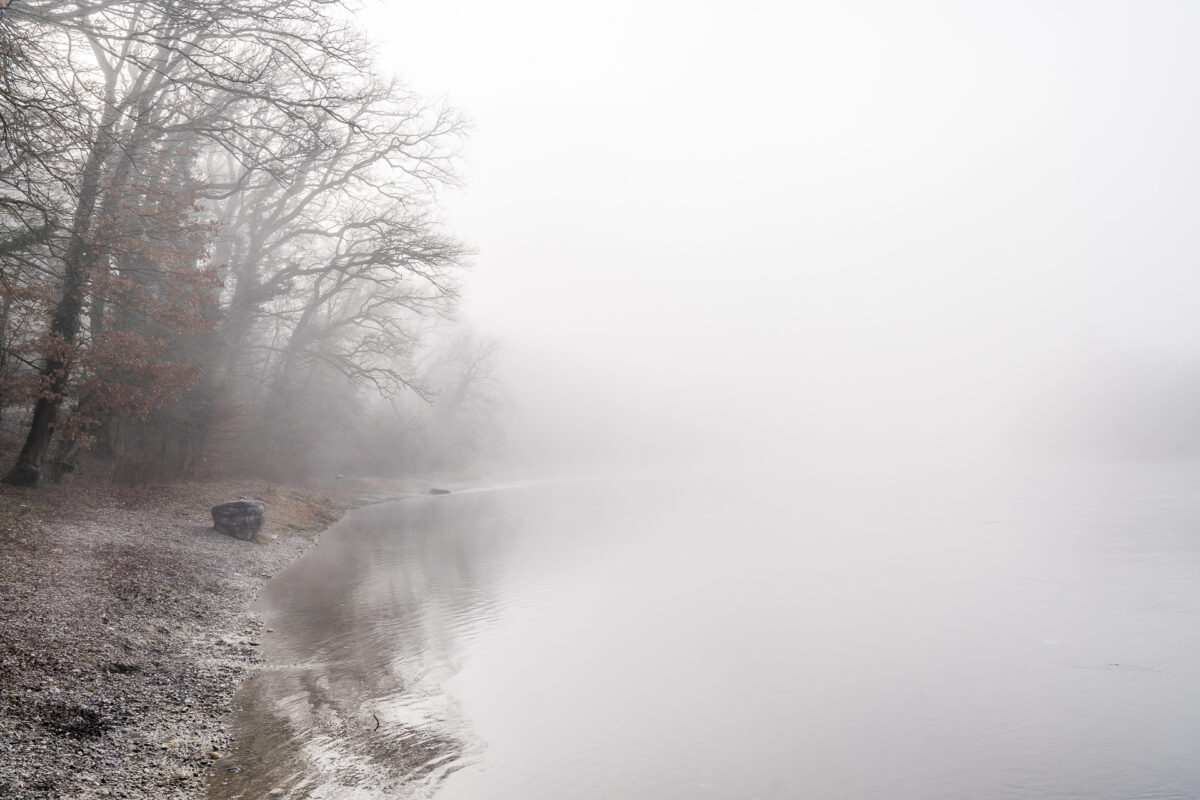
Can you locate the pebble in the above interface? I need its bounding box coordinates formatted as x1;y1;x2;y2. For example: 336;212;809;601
0;481;351;800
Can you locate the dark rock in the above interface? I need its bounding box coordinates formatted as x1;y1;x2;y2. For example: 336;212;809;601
211;499;265;541
428;488;451;496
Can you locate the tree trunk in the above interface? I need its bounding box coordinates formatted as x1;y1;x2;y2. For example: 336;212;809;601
3;102;120;487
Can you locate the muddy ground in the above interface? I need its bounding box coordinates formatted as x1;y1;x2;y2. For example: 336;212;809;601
0;476;412;799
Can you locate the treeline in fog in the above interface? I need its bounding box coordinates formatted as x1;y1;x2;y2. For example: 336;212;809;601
0;0;504;486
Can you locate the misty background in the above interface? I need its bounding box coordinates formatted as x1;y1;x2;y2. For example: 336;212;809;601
367;0;1200;472
3;0;1199;483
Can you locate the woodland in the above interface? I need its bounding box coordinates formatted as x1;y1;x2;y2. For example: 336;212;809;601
0;0;502;487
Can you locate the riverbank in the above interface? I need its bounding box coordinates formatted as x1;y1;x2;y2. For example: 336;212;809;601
0;476;423;800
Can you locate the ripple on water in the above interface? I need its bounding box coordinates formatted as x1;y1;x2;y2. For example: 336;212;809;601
211;473;1200;800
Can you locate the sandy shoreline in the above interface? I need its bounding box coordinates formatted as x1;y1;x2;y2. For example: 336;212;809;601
0;477;419;800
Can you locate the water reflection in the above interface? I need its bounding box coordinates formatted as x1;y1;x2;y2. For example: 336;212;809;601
208;495;514;799
211;465;1200;799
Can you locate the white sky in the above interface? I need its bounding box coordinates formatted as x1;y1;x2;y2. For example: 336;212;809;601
365;1;1200;462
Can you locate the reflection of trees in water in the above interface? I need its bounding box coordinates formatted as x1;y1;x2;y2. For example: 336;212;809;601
208;495;516;799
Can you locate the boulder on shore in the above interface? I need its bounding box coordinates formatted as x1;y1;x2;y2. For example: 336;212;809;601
211;498;265;541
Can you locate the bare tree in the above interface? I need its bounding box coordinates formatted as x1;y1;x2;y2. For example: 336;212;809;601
193;66;466;472
2;0;449;485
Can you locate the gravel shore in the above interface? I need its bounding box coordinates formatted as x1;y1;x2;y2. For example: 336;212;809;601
0;479;384;799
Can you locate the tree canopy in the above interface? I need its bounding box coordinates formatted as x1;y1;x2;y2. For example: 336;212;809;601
0;0;498;484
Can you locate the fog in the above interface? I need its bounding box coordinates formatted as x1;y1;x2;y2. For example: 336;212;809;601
365;0;1200;473
15;2;1200;798
190;7;1200;799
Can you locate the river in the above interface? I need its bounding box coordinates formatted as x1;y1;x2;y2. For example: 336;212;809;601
207;462;1200;799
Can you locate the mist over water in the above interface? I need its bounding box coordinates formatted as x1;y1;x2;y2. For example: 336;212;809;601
212;2;1200;798
212;463;1200;799
365;0;1200;476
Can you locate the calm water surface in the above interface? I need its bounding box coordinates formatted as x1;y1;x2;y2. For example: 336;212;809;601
208;463;1200;799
